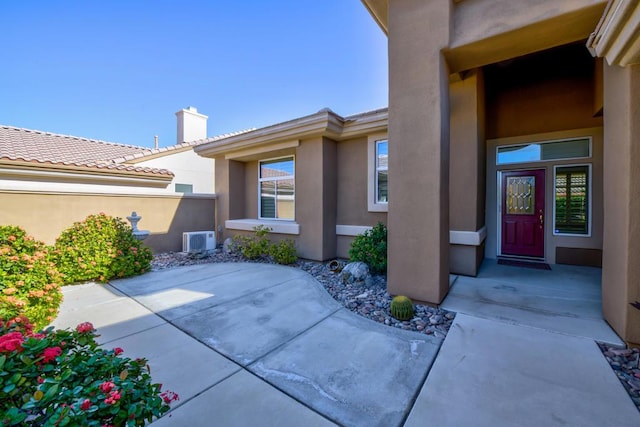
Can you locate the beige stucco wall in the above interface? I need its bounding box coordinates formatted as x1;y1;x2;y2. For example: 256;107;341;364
387;0;451;304
602;63;640;345
448;0;607;73
336;136;387;226
449;69;486;276
486;61;602;139
0;191;215;253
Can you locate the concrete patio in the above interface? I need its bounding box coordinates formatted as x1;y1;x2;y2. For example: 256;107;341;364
52;262;640;426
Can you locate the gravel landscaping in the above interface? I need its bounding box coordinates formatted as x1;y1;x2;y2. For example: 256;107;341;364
598;343;640;412
152;250;454;339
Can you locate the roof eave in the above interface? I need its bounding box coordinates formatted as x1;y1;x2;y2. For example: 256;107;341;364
0;159;174;187
587;0;640;66
361;0;388;35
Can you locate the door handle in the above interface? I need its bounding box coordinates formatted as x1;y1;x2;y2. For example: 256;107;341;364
539;210;544;228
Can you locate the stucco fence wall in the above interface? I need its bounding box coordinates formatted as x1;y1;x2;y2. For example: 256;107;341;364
0;191;216;254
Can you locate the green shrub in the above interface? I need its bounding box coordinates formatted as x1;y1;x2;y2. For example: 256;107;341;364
270;239;298;265
348;222;387;274
233;225;272;260
0;226;63;330
0;317;177;426
390;295;414;321
53;213;153;284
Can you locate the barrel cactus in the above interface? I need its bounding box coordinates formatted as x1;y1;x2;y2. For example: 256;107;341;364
390;295;414;321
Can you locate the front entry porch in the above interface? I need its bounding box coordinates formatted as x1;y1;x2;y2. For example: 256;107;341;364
441;259;622;345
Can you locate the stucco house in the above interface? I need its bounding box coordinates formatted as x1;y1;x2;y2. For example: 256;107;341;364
196;0;639;346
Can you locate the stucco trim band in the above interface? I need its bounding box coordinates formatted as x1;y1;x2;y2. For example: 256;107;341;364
225;140;300;161
0;166;173;187
225;219;300;235
449;226;487;246
335;225;373;236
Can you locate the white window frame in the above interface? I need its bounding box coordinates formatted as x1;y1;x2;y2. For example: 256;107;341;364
553;163;592;237
258;155;295;221
367;133;388;212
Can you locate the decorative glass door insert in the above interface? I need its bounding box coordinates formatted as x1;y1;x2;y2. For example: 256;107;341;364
506;176;535;215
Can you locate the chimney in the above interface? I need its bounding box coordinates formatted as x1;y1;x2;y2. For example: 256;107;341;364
175;107;208;144
154;135;158;149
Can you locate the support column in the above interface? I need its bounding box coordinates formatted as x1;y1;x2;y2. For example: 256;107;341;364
296;137;337;261
449;69;487;276
214;157;245;241
387;0;452;303
602;63;640;345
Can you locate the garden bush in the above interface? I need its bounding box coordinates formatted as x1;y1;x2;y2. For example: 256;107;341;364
232;225;272;260
53;213;153;284
232;226;298;264
0;226;63;330
0;317;178;426
269;239;298;265
348;222;387;274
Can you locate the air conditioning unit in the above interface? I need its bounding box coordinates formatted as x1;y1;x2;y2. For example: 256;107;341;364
182;231;216;252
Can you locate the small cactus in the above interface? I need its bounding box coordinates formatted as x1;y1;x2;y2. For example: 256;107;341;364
390;295;414;321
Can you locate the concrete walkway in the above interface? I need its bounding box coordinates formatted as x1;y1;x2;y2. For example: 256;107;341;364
52;262;640;426
53;263;442;427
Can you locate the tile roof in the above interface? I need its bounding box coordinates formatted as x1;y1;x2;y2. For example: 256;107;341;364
0;125;256;176
0;125;173;176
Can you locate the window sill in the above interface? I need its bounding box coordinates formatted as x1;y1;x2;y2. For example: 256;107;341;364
225;219;300;235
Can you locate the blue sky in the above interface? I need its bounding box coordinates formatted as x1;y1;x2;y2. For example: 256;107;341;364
0;1;387;148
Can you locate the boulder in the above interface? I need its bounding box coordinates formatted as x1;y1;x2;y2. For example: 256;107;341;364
223;237;236;254
340;262;370;284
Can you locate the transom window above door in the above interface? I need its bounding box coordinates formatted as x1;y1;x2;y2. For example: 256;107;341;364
497;138;591;165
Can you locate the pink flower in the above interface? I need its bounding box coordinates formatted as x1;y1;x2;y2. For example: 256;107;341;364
0;332;24;353
99;381;115;394
80;399;91;411
104;390;121;405
37;376;44;384
113;347;123;356
41;346;62;363
160;390;180;404
76;322;94;333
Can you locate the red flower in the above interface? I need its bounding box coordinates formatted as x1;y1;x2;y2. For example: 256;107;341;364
0;332;24;353
160;390;180;404
37;376;44;384
99;381;115;394
41;346;62;363
104;390;121;405
76;322;94;333
80;399;91;411
113;347;123;356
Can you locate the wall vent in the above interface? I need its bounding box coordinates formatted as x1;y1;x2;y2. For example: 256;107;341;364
182;231;216;252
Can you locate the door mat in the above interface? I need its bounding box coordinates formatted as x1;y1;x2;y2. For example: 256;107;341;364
497;258;551;270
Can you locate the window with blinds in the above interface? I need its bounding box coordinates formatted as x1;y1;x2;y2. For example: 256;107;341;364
259;157;294;220
554;165;590;235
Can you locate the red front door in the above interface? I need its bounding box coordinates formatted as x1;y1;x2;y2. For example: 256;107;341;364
501;169;545;258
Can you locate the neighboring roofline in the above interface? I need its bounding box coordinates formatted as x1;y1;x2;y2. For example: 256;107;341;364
195;107;388;159
0;159;173;188
120;129;255;164
0;124;145;151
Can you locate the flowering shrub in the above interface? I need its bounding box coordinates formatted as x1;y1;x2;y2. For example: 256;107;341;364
349;222;387;274
0;317;178;426
0;226;63;330
53;213;153;285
